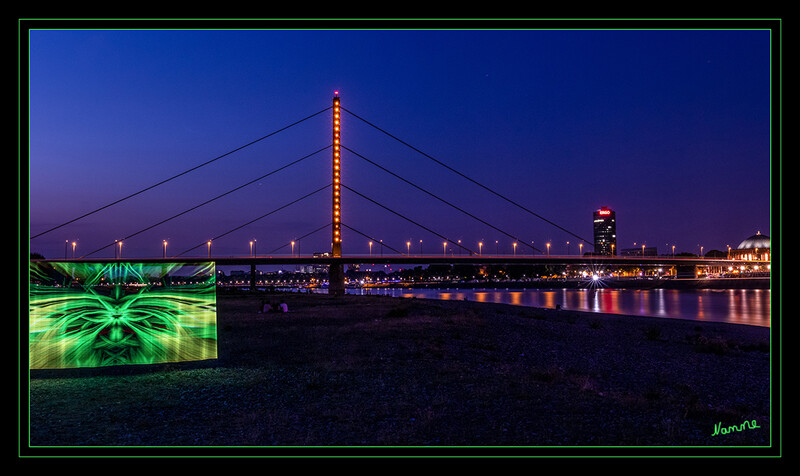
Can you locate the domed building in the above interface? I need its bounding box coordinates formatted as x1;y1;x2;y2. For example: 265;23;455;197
730;231;770;261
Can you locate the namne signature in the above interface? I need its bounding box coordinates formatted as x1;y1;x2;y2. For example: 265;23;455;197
711;419;760;437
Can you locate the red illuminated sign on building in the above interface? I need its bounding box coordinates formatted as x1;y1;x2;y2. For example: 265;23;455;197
598;209;611;216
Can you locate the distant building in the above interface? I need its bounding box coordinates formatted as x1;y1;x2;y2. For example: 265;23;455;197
592;207;617;255
730;231;770;261
304;252;332;274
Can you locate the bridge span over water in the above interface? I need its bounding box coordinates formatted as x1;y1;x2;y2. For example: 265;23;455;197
32;254;763;269
31;255;769;292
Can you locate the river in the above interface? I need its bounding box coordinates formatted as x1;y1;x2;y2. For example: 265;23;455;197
343;287;771;327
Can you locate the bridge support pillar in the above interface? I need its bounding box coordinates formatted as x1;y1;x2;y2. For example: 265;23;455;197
328;263;345;296
676;265;698;279
250;263;257;291
327;92;345;296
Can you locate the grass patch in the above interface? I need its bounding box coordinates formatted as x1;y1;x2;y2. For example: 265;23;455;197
643;325;663;341
386;306;409;318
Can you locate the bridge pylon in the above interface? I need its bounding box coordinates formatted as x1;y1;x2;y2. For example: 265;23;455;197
329;92;345;295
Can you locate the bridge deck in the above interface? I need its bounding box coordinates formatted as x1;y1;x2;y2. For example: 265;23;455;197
31;255;763;268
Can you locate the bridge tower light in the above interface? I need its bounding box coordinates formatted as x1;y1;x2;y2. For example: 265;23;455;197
328;92;346;296
332;92;342;257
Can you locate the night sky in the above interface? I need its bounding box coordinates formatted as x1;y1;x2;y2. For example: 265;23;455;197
26;22;775;262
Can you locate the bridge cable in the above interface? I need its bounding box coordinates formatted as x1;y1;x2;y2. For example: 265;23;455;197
32;106;332;240
341;223;406;256
268;222;333;256
341;183;477;256
174;183;332;258
343;145;544;254
341;107;595;248
78;147;330;259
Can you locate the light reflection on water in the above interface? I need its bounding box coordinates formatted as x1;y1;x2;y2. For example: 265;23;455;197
347;287;771;327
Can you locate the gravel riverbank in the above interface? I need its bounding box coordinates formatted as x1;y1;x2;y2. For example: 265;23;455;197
26;290;774;455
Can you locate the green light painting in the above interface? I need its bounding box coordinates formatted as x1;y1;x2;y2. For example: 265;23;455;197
29;262;217;369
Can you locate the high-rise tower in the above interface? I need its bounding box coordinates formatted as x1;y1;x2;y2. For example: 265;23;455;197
593;207;617;255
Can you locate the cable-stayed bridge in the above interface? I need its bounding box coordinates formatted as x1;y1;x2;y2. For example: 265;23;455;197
30;93;763;294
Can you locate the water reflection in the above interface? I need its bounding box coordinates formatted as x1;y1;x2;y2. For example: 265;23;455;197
349;287;770;327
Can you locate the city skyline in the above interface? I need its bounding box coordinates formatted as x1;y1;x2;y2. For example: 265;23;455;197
25;21;776;261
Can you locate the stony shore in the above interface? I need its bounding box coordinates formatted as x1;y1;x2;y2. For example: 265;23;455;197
26;290;774;455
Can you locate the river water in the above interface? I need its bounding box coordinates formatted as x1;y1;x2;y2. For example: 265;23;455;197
344;287;771;327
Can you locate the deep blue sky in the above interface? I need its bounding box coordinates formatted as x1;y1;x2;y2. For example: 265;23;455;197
27;25;774;261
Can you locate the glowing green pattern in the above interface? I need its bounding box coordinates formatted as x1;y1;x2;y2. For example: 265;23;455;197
29;262;217;369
